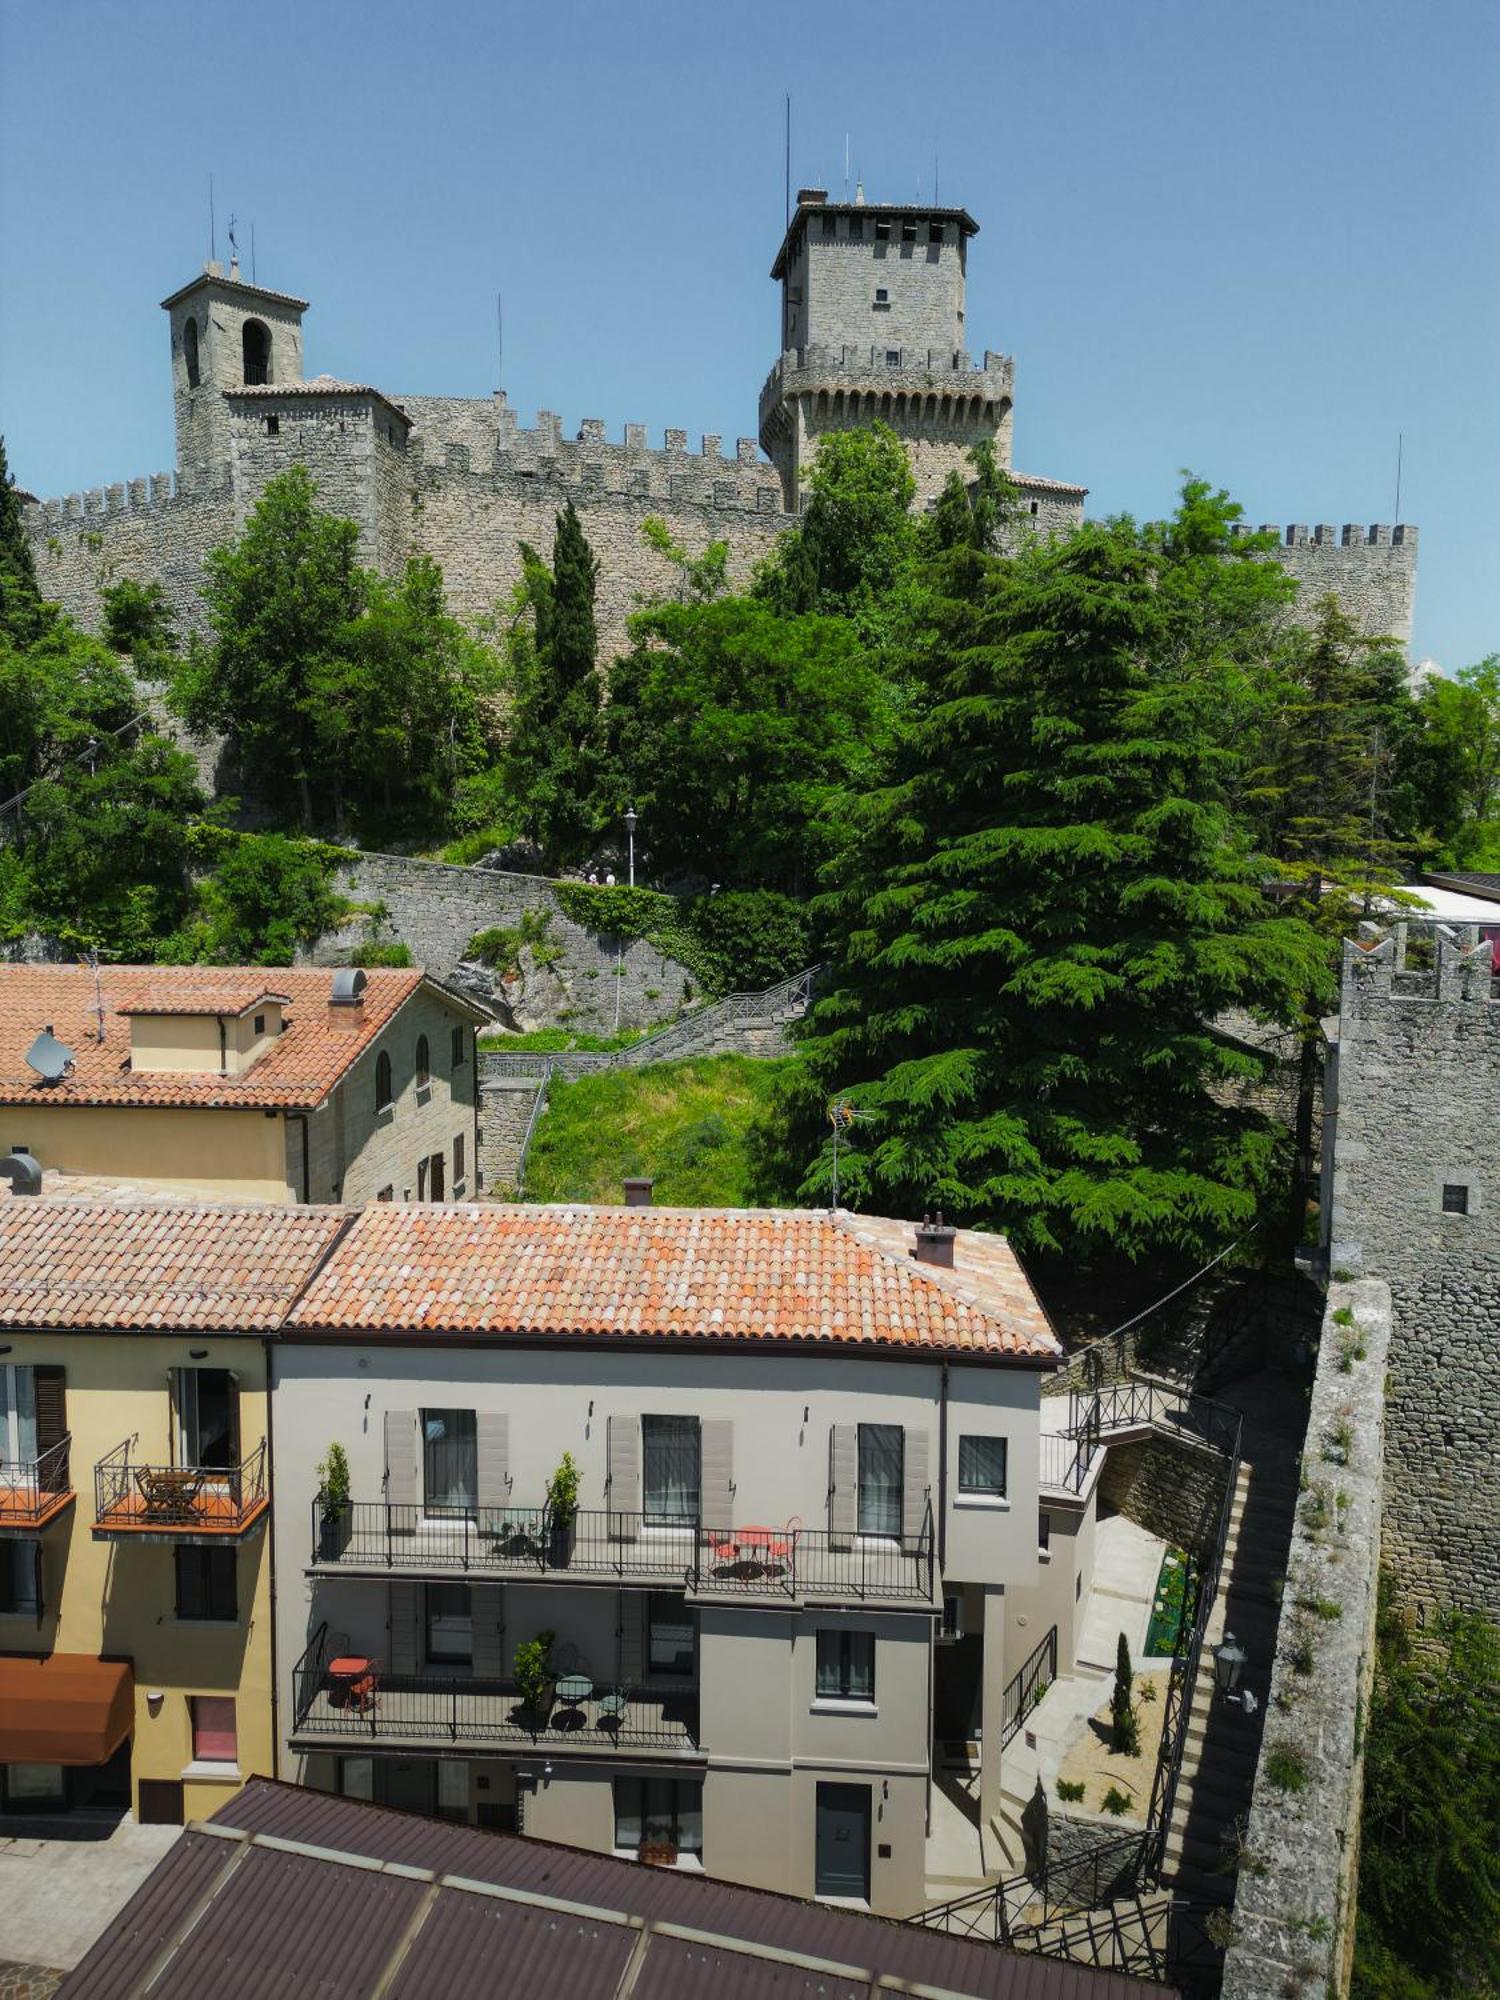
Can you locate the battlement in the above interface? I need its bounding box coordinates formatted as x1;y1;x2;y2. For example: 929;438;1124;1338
24;465;234;530
759;343;1013;416
1342;928;1498;1007
1228;521;1418;550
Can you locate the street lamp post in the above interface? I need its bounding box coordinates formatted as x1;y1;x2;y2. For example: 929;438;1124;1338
623;806;638;888
1213;1633;1257;1714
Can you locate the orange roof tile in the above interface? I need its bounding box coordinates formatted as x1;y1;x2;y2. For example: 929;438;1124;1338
115;981;290;1017
0;965;472;1110
286;1205;1060;1362
0;1201;349;1331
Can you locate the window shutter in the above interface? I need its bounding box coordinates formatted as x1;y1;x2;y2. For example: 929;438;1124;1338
607;1416;640;1541
32;1367;67;1484
700;1420;734;1534
619;1592;646;1684
471;1583;504;1679
384;1410;418;1509
476;1412;509;1516
829;1425;857;1546
169;1367;184;1466
229;1377;242;1467
388;1580;420;1674
902;1428;932;1547
29;1540;45;1624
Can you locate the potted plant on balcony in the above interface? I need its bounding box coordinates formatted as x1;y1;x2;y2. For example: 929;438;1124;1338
513;1630;556;1728
546;1453;580;1566
316;1443;352;1560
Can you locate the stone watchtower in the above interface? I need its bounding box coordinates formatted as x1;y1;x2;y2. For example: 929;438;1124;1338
161;261;309;476
758;188;1016;511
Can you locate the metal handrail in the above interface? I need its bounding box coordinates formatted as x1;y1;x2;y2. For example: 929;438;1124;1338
1000;1623;1057;1750
0;1433;72;1516
291;1621;330;1731
291;1661;700;1751
94;1438;269;1528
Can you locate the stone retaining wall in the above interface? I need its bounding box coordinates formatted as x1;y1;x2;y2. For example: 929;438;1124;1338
1099;1431;1231;1558
1219;1279;1390;2000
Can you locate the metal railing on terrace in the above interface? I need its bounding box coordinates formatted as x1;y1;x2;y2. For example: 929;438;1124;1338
1000;1624;1057;1751
311;1498;935;1603
94;1439;269;1538
0;1435;73;1529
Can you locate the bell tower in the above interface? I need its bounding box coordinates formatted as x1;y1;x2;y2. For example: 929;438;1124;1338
758;188;1014;511
160;262;309;477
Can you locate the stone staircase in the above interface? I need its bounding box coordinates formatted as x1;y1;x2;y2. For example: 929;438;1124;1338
1158;1440;1301;1906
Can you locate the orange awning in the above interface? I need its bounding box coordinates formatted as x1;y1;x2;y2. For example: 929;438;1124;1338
0;1655;133;1765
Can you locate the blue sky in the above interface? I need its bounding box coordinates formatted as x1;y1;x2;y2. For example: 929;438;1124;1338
2;0;1495;667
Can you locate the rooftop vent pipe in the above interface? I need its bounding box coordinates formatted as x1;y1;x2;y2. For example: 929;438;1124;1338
330;968;367;1008
0;1151;43;1197
623;1178;654;1209
913;1211;956;1268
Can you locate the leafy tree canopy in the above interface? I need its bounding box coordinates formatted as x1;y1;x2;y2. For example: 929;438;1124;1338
756;422;919;627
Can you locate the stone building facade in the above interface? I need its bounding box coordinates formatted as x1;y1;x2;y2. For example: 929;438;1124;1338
22;189;1418;658
1321;930;1500;1619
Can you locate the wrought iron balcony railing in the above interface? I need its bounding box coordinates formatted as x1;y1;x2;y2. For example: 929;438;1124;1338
93;1439;269;1540
0;1435;74;1531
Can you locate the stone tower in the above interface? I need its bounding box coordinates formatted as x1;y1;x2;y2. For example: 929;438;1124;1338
161;262;309;476
758;187;1015;510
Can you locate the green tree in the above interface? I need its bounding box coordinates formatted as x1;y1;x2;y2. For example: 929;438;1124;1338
1110;1633;1139;1755
168;832;347;965
1404;655;1500;866
779;491;1325;1264
0;436;40;640
756;423;919;623
101;577;178;680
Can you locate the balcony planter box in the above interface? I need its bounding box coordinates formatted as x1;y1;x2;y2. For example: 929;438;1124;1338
515;1676;556;1731
638;1840;678;1867
317;1507;351;1562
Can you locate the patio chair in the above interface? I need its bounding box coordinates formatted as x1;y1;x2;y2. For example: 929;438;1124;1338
135;1465;205;1522
597;1683;633;1730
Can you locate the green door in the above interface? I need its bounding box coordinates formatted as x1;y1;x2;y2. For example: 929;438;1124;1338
815;1782;871;1899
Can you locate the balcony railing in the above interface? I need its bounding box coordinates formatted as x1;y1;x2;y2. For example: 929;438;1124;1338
93;1438;269;1540
312;1498;935;1603
291;1625;699;1754
0;1435;74;1531
1038;1432;1093;1496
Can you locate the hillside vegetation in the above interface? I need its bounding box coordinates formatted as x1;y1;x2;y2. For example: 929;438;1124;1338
522;1054;794;1209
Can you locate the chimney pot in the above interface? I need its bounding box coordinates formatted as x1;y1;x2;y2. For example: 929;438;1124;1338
797;187;828;207
913;1213;956;1268
623;1177;654;1208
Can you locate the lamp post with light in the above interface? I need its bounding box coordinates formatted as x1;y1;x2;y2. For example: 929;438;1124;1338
1213;1634;1257;1715
623;806;638;888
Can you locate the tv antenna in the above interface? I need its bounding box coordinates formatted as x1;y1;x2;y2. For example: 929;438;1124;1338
784;92;792;226
827;1099;864;1212
1394;431;1403;522
497;292;504;393
208;173;216;263
25;1026;75;1086
85;949;106;1042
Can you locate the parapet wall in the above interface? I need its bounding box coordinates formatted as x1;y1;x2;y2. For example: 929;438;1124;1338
23;469;237;640
1228;521;1418;645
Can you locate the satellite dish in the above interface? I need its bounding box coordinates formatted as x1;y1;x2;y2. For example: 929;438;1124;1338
25;1026;75;1084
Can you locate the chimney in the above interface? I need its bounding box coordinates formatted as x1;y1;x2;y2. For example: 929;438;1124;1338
330;968;367;1008
912;1211;956;1269
0;1151;43;1198
623;1177;654;1209
797;187;828;207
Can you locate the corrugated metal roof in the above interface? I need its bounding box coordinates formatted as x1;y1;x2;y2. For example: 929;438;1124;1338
61;1782;1180;1998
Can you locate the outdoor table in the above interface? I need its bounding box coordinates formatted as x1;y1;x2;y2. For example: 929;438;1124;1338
554;1673;593;1720
734;1527;791;1565
328;1656;373;1710
136;1467;205;1521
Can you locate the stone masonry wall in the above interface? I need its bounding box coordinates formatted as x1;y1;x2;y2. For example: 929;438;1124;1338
26;472;237;642
1099;1432;1231;1558
1231;521;1419;646
1219;1280;1390;2000
1324;932;1499;1617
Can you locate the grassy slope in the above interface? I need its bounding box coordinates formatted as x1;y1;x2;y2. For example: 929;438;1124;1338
522;1054;796;1208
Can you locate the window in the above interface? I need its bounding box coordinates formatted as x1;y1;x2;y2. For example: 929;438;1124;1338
183;316;201;388
0;1540;41;1617
417;1156;428;1201
423;1408;477;1513
958;1435;1008;1498
190;1696;237;1765
265;416;279;437
816;1629;875;1702
929;221;944;244
614;1776;702;1857
0;1363;37;1473
375;1050;393;1112
885;349;901;366
875;217;891;241
847;215;864;242
241;319;271;386
820;212;836;239
415;1036;431;1089
1029;499;1040;516
939;1592;964;1641
376;1185;394;1203
175;1546;237;1621
901;218;917;242
873;287;889;306
642;1415;700;1525
453;1134;465;1185
856;1424;902;1538
1039;1509;1051;1552
450;1025;466;1068
427;1150;445;1202
648;1593;695;1676
1442;1183;1470;1215
253;1014;265;1035
177;1368;237;1470
425;1581;472;1665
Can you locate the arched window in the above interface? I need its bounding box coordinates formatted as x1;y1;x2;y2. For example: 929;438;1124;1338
183;316;200;389
375;1050;393;1112
415;1036;430;1089
241;319;271;386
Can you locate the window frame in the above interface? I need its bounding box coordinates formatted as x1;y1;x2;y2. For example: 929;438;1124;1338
1441;1182;1470;1215
642;1414;701;1527
814;1628;876;1705
613;1775;703;1857
647;1593;696;1678
424;1579;473;1667
189;1695;238;1766
453;1133;465;1186
375;1049;393;1113
856;1423;903;1539
414;1035;431;1090
0;1538;42;1619
957;1434;1008;1501
422;1407;477;1515
450;1025;466;1069
174;1544;238;1623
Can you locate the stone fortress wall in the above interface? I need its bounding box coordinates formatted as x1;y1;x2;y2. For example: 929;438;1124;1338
1322;929;1500;1620
1230;520;1419;651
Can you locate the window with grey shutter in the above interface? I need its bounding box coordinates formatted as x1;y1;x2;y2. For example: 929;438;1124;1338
902;1428;931;1547
700;1420;734;1534
475;1411;509;1523
388;1580;420;1674
828;1424;857;1546
33;1367;67;1477
607;1415;640;1540
384;1409;417;1534
470;1583;504;1679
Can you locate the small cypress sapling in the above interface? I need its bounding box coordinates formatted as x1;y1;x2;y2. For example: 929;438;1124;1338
1111;1632;1140;1755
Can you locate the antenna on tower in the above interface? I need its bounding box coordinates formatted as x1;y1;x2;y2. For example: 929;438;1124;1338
496;292;504;393
227;213;239;275
251;221;257;285
208;173;216;263
1394;431;1403;522
784;93;792;226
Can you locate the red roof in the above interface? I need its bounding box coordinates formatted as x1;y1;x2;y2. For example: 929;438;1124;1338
0;964;448;1110
286;1204;1060;1361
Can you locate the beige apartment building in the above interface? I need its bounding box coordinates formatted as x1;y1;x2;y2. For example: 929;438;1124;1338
0;963;486;1205
270;1202;1064;1917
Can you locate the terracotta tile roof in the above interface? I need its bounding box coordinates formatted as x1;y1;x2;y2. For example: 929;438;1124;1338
287;1205;1060;1361
227;376;412;423
115;980;289;1017
1013;469;1089;495
0;1201;349;1331
159;272;311;312
0;964;434;1110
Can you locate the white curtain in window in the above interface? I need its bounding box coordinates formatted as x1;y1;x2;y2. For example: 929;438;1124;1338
0;1365;37;1475
423;1410;477;1512
857;1424;903;1537
643;1417;700;1524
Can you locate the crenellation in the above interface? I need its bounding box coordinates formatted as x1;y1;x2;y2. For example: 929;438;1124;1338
736;437;758;463
664;428;687;452
702;433;721;459
1315;522;1337;544
1285;523;1307;545
129;477;149;507
624;423;647;450
106;483;127;515
578;418;605;444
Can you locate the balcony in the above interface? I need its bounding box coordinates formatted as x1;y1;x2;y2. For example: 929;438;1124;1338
93;1439;269;1543
0;1436;75;1534
311;1500;935;1606
291;1626;699;1758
